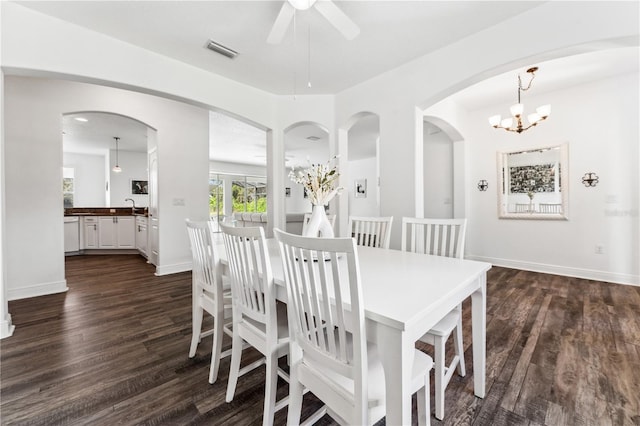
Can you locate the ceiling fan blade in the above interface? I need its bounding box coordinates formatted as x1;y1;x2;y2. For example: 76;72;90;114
314;0;360;40
267;2;295;44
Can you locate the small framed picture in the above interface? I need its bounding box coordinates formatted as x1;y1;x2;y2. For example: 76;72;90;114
131;180;148;195
285;187;291;197
355;179;367;198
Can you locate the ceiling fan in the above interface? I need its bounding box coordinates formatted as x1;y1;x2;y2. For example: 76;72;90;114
267;0;360;44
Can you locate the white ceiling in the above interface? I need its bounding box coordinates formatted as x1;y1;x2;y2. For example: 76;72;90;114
63;112;149;154
17;0;544;95
50;1;638;165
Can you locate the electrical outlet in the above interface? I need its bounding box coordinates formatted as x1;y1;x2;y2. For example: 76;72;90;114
595;245;604;254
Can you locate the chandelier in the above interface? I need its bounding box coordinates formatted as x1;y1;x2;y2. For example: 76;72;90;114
489;66;550;134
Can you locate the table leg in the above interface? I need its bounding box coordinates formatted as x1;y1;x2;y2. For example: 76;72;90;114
375;322;413;425
471;273;487;398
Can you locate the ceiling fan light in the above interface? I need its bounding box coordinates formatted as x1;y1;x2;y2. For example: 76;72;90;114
537;104;551;118
288;0;317;10
489;115;502;127
510;103;524;117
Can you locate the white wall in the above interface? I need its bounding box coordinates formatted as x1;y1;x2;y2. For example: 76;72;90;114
4;76;209;299
461;71;638;285
423;125;453;218
285;166;313;214
348;157;378;217
335;2;639;250
109;150;149;208
209;160;266;177
0;3;14;337
63;152;107;207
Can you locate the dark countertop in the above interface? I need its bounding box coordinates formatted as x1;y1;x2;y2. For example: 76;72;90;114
65;207;148;217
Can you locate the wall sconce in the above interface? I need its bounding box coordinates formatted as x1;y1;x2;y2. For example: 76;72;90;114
477;180;488;191
581;172;599;187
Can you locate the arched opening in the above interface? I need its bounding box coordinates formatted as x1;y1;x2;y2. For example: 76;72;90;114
422;116;465;219
337;112;380;235
283;121;330;234
208;111;268;232
62;111;153;209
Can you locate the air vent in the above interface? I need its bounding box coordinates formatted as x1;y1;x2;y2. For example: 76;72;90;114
306;136;321;141
206;39;238;59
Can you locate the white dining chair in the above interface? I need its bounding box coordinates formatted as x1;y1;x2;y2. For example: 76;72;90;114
220;223;290;426
301;212;336;236
274;228;433;426
185;219;233;384
348;216;393;249
400;217;467;421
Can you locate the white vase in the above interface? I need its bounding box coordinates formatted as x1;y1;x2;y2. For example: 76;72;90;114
303;205;334;238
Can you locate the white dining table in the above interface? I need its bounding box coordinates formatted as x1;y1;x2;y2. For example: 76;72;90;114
218;237;491;425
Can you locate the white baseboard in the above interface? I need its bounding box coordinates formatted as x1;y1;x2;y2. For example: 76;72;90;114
1;315;15;339
7;280;69;301
467;255;639;287
154;261;191;276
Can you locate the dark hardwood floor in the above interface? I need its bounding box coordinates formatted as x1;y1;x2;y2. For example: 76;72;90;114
1;255;639;425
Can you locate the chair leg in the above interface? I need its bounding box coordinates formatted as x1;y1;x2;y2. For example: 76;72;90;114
286;366;304;426
262;353;279;426
434;335;446;421
189;302;204;358
225;330;244;403
417;373;430;426
208;312;224;384
454;316;466;377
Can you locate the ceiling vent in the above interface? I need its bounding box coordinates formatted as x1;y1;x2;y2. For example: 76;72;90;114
206;39;238;59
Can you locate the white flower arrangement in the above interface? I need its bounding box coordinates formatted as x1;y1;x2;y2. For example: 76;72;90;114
288;156;344;206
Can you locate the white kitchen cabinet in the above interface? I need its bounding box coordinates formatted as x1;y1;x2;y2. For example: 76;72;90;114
135;216;148;256
83;217;99;249
98;216;135;249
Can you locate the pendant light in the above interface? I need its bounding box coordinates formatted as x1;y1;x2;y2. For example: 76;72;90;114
488;66;551;134
112;136;122;173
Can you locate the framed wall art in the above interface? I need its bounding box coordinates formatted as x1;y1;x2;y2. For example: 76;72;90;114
355;179;367;198
131;180;148;195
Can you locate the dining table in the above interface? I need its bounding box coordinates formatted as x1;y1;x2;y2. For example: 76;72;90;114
217;236;492;425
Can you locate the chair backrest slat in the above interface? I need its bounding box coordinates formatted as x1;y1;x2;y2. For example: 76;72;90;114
186;219;223;301
275;229;366;383
401;217;467;259
220;224;275;328
348;216;393;249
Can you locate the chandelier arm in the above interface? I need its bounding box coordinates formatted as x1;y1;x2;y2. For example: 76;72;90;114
519;70;536;92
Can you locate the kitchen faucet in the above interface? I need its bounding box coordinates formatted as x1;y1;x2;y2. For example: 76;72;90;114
125;198;136;213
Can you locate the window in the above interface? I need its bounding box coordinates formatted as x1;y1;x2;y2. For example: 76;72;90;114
63;167;75;208
209;172;267;232
232;176;267;213
209;175;225;231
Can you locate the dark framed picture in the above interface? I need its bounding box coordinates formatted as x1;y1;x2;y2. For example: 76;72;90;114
355;179;367;198
131;180;148;195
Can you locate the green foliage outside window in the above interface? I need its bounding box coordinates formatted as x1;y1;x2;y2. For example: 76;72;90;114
209;175;266;218
63;177;74;208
